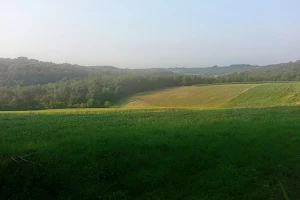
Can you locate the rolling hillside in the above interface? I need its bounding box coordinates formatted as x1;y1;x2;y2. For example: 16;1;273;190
122;82;300;108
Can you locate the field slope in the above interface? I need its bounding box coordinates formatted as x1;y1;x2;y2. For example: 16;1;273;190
122;84;258;108
225;82;300;108
122;82;300;109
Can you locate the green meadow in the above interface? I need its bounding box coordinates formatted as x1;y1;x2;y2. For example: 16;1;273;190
1;106;300;199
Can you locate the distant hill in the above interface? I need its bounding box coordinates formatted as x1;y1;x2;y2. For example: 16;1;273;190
87;65;119;70
167;64;258;75
0;57;119;86
1;56;300;87
222;60;300;82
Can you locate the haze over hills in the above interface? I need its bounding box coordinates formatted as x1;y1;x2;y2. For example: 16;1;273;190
166;64;258;75
1;56;299;86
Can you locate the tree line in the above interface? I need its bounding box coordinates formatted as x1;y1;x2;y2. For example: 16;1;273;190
0;74;213;110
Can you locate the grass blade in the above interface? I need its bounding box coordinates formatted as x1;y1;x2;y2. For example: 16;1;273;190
278;180;289;200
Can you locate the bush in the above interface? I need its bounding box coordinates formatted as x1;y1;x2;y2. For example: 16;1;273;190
104;101;112;108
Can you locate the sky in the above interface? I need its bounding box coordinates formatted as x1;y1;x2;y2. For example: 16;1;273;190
0;0;300;68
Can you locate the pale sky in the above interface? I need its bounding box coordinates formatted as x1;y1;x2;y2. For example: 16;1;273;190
1;0;300;68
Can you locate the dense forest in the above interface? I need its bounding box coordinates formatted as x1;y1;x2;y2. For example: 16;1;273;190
1;57;300;110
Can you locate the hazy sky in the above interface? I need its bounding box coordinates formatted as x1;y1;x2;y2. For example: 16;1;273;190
1;0;300;68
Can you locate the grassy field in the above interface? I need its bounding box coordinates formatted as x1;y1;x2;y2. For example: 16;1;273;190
122;82;300;109
122;84;258;108
225;82;300;108
1;107;300;199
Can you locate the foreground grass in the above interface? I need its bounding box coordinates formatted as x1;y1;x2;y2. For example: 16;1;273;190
1;107;300;199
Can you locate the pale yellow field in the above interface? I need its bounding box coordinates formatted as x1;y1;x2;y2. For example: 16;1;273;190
122;84;259;108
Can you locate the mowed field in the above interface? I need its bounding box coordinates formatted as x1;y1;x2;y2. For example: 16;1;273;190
122;82;300;108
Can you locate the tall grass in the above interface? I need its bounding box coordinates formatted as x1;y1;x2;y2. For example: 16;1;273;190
279;180;289;200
